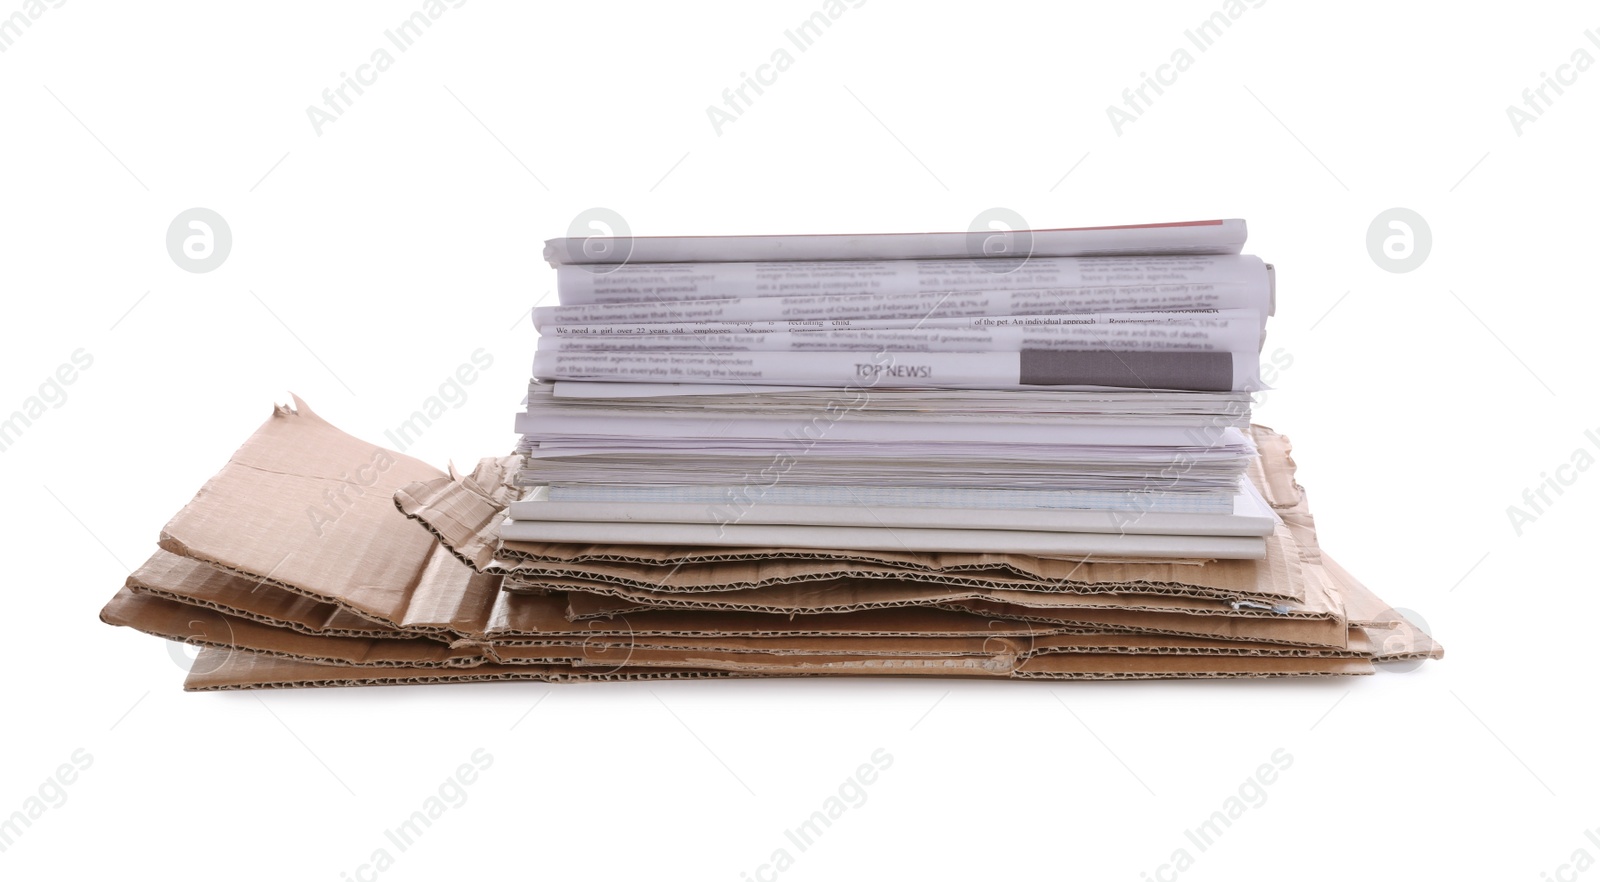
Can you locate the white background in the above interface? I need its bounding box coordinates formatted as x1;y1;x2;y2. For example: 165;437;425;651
3;1;1597;878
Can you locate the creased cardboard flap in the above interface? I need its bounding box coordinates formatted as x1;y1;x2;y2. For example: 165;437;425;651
156;398;501;633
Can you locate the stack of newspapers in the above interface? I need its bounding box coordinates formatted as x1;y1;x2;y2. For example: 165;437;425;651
96;221;1442;688
512;220;1279;559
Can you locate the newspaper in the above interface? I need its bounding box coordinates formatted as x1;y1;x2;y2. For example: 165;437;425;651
534;283;1271;330
556;253;1269;305
544;218;1247;267
531;349;1258;392
538;314;1259;354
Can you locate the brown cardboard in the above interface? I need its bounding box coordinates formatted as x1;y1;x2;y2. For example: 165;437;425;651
156;397;498;635
97;398;1439;688
494;597;1076;641
118;546;1368;665
571;650;1017;676
121;553;1376;678
558;649;1373;678
938;599;1351;648
181;645;1369;690
181;647;756;690
104;538;1387;686
497;534;1304;604
1250;424;1323;567
100;587;490;668
1021;632;1371;658
390;455;523;572
1014;654;1372;679
121;544;1103;644
494;634;1026;662
533;567;1336;625
128;548;407;638
1322;554;1444;663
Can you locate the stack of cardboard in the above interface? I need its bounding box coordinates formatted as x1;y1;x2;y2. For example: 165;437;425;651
98;220;1441;689
96;398;1439;688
